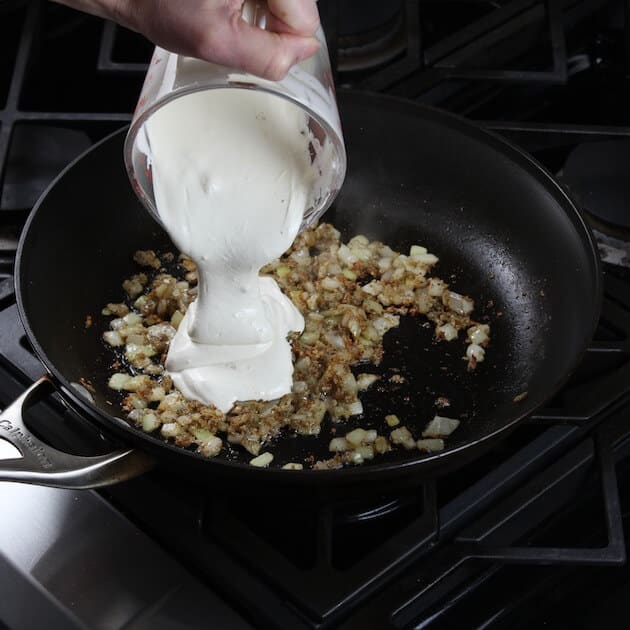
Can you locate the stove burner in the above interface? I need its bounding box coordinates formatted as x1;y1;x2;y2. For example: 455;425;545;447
562;139;630;238
332;493;419;524
325;0;404;37
337;13;407;73
320;0;406;72
205;489;427;574
591;229;630;268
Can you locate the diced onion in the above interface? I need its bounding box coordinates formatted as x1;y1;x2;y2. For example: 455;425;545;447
422;415;460;438
323;331;345;349
436;323;458;341
134;295;148;309
290;248;310;266
373;314;399;335
428;278;446;297
374;436;391;454
385;414;400;427
466;344;485;362
342;373;358;396
415;253;439;265
146;323;176;348
444;291;474;316
338;245;358;265
171;310;184;328
126;333;146;345
468;324;490;346
250;452;274;467
364;429;378;443
141;413;160;433
355;445;374;460
110;317;124;330
410;245;428;257
362;280;383;296
321;277;342;291
127;409;142;422
149;386;166;402
348;450;364;465
122;312;143;326
350;247;372;262
301;331;320;345
103;331;123;347
345;428;366;446
327;263;342;275
125;343;157;361
347;401;364;416
350;235;369;247
357;373;379;391
292;380;308;394
161;422;181;438
123;375;151;392
192;428;213;442
198;435;222;457
390;426;416;450
416;438;445;452
329;437;349;452
128;395;147;410
108;373;131;390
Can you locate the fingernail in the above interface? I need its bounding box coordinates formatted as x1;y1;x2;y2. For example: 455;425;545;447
299;37;320;60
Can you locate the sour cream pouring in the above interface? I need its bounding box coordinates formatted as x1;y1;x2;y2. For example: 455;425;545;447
145;88;327;413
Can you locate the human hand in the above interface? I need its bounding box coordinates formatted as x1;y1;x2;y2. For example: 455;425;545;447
54;0;321;80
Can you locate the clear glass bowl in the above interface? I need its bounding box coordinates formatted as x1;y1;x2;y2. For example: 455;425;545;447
124;13;346;231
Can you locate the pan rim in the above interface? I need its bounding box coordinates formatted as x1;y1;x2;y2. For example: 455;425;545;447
15;90;603;482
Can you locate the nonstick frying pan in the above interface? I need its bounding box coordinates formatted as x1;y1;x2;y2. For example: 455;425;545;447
0;91;602;494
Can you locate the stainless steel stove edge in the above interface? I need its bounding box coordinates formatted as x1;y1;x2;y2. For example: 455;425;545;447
0;482;252;630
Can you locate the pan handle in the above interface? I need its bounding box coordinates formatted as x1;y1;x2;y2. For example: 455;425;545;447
0;375;154;488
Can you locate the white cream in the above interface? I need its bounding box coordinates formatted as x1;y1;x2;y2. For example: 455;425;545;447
145;89;322;412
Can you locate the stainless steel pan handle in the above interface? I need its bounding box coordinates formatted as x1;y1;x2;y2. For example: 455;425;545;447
0;375;154;488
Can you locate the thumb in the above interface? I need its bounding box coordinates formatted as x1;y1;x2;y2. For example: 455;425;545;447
229;19;320;81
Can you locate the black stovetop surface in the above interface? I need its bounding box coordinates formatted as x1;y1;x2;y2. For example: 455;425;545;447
3;1;630;629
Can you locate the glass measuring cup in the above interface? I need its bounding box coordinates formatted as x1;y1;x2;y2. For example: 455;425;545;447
124;1;347;231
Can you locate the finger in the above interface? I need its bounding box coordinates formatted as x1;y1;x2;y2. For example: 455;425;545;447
266;0;320;37
227;18;320;80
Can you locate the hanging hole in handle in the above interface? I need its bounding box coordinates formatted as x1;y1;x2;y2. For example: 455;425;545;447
18;379;116;458
0;377;155;488
0;436;21;461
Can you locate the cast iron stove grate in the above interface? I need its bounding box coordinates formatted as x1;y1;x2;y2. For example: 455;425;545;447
4;0;630;213
0;266;626;629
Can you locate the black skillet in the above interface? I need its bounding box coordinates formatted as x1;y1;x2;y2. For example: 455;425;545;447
0;91;602;494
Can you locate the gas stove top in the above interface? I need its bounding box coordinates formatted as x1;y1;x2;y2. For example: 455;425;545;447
2;1;630;629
